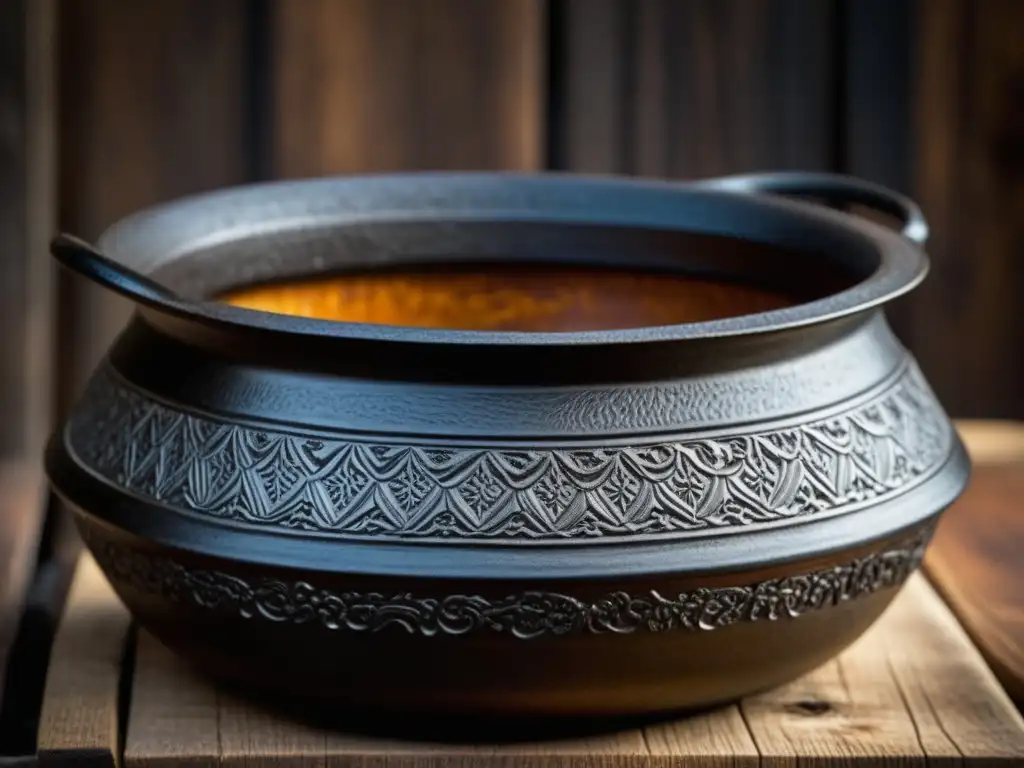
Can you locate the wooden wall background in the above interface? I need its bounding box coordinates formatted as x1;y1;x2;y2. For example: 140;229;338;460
3;0;1023;748
3;0;1024;464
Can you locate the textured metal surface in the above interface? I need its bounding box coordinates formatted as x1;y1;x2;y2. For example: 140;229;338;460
87;526;930;638
46;170;969;716
68;362;950;542
104;311;909;436
94;172;927;346
75;516;928;718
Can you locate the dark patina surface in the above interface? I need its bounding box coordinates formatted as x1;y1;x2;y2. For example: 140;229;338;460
46;172;968;720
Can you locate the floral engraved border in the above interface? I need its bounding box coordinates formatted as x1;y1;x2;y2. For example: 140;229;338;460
87;527;930;638
68;364;951;540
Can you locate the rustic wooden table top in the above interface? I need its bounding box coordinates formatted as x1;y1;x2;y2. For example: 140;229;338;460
14;419;1024;765
0;461;45;714
926;420;1024;704
36;550;1024;767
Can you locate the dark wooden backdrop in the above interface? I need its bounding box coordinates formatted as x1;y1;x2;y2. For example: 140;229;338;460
3;0;1024;746
4;0;1024;463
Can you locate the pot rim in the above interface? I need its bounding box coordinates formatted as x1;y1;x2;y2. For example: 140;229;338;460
95;171;929;347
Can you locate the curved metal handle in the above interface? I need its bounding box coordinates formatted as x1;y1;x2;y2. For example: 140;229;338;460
50;233;184;305
692;171;929;246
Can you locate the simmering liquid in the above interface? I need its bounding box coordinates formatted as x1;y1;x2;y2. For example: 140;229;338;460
221;266;794;332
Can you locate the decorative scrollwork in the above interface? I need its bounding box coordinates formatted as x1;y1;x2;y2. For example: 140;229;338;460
87;528;930;638
68;364;951;541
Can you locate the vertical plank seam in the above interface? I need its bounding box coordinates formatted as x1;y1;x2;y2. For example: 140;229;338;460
115;623;138;768
215;687;223;768
830;0;849;175
636;725;652;759
243;0;273;183
893;584;974;763
619;0;637;176
734;701;763;768
22;0;56;460
954;0;977;403
914;673;967;764
410;1;428;168
529;0;549;171
915;0;966;414
883;653;949;765
542;0;564;170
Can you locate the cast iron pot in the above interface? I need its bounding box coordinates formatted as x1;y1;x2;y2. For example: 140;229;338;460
46;171;968;722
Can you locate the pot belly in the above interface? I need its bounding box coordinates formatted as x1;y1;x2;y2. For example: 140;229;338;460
47;302;967;722
78;517;928;720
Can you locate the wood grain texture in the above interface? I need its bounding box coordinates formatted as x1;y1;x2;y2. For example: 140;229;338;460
272;0;544;176
57;0;249;412
22;0;57;462
119;570;1024;766
124;632;219;768
0;0;29;456
0;0;56;457
741;575;1024;765
557;0;1024;420
129;630;650;768
907;0;1024;418
842;2;1024;420
0;461;45;712
555;0;836;176
841;0;915;339
885;574;1024;762
842;0;913;196
644;706;758;767
926;420;1024;703
36;554;131;767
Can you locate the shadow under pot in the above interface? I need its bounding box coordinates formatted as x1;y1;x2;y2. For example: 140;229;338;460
46;171;968;726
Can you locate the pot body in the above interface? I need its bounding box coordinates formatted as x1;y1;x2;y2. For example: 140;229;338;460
46;172;968;721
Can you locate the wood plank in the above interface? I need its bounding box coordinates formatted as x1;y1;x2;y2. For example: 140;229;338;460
0;0;30;456
223;710;648;768
121;568;1024;766
740;648;932;764
0;0;57;457
272;0;544;176
741;575;1024;765
644;706;759;767
56;0;249;413
841;0;917;339
0;462;46;714
217;686;325;768
558;0;1024;420
131;634;649;768
843;0;913;195
907;0;1024;418
22;0;57;462
552;0;632;174
555;0;837;177
124;632;219;768
926;420;1024;703
884;577;1024;763
36;555;132;767
952;420;1024;465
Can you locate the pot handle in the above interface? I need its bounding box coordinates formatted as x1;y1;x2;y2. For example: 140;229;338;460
50;233;185;306
692;171;929;246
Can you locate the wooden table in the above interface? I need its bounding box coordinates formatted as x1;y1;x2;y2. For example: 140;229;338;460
0;459;47;753
19;420;1024;766
34;553;1024;767
0;461;46;705
926;421;1024;704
